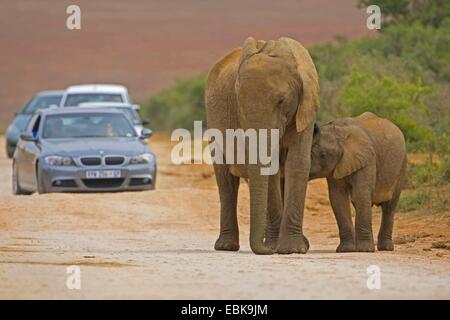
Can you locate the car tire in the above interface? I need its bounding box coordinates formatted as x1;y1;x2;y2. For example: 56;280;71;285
36;164;48;194
12;161;31;195
6;144;15;159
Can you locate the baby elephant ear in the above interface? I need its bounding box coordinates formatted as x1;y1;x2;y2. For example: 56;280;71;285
333;126;376;180
278;37;320;133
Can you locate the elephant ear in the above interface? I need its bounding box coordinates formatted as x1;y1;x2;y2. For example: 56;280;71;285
235;37;267;89
238;37;267;67
333;125;376;180
278;37;320;133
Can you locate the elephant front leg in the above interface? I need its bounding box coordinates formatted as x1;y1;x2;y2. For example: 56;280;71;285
214;164;240;251
351;179;375;252
264;173;282;249
327;178;355;252
277;125;313;254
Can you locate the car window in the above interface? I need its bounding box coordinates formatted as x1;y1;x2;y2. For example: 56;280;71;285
64;93;123;106
22;95;63;114
26;114;38;132
42;113;136;139
116;108;142;125
31;115;41;138
12;114;33;131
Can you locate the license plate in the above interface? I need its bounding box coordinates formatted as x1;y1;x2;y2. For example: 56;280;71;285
85;170;121;179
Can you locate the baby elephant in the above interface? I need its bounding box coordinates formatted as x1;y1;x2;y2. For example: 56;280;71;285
310;112;406;252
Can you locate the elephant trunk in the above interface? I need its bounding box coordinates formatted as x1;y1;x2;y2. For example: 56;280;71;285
248;165;273;254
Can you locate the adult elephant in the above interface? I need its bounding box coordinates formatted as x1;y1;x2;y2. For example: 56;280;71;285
205;37;319;254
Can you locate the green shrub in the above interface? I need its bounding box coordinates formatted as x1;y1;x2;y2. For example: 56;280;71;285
406;162;440;188
358;0;450;28
140;74;207;131
398;188;430;212
440;157;450;183
340;66;435;149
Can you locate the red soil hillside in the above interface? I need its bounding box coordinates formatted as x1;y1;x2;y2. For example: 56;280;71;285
0;0;371;128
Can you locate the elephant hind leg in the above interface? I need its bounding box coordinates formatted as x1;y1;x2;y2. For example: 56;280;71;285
214;164;241;251
377;186;401;251
377;158;406;251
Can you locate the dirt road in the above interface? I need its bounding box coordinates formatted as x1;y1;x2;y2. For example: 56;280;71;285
0;135;449;299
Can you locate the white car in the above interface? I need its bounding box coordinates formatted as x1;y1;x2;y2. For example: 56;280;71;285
60;84;131;107
78;102;150;135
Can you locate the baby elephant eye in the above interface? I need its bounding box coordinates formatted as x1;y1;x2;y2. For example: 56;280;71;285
277;97;285;108
319;151;327;159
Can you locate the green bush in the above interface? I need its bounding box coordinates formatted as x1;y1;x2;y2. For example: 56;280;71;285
439;157;450;183
311;18;450;156
339;66;436;150
406;162;440;188
400;159;449;213
141;74;207;131
358;0;450;28
398;188;430;212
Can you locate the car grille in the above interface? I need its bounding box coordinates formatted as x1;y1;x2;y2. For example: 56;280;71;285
82;178;124;189
80;157;102;166
105;156;125;165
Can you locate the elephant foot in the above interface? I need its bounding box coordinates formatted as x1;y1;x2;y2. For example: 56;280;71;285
355;239;375;252
276;235;309;254
377;239;394;251
336;240;356;253
264;236;279;250
214;235;239;251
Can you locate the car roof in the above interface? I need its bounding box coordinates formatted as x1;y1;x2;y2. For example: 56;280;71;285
38;107;125;116
36;90;65;97
78;102;138;109
65;84;128;94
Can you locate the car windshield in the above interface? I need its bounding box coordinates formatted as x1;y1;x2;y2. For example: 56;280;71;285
22;94;63;114
42;113;137;139
116;107;142;125
64;93;123;106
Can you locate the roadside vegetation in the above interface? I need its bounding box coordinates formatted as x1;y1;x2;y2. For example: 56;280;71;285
141;0;449;213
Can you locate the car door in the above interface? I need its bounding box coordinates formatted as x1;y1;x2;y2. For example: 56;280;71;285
20;115;42;189
15;114;36;188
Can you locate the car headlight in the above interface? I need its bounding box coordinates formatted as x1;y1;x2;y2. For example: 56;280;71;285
44;155;74;166
130;153;154;164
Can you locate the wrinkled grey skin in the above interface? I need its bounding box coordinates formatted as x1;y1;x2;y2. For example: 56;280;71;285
310;112;407;252
205;37;320;254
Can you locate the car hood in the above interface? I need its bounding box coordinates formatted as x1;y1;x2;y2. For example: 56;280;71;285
40;137;149;157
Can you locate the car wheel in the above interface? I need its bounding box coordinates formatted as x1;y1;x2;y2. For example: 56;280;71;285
6;144;15;158
12;161;31;195
36;164;48;194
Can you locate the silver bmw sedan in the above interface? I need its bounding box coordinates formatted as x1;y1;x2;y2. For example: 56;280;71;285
12;107;156;194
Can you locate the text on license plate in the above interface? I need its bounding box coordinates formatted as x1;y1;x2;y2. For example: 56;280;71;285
85;170;121;179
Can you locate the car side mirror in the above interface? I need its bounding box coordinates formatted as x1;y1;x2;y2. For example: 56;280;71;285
140;128;152;139
20;132;37;142
142;118;150;126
